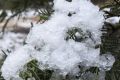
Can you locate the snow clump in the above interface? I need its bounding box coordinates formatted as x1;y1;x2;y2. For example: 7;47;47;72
1;0;115;79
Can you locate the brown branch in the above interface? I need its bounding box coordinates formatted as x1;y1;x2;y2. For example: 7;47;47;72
1;10;24;35
114;0;120;5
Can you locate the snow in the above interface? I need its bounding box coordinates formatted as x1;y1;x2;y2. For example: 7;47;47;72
1;45;35;80
103;8;110;12
106;17;120;24
99;53;115;71
1;0;115;79
0;32;26;55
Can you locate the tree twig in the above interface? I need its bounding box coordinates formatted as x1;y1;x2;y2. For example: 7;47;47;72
1;10;24;35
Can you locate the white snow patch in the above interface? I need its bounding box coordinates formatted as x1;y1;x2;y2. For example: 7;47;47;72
1;0;115;79
0;32;26;55
106;17;120;24
1;45;35;80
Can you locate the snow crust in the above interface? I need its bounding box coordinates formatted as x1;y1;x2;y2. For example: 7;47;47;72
1;0;115;79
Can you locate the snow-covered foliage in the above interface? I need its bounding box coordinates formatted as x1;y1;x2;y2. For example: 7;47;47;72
1;0;115;80
0;32;26;57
